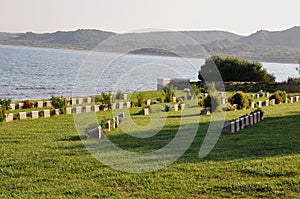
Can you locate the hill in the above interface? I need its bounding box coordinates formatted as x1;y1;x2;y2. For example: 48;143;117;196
204;26;300;63
0;27;300;62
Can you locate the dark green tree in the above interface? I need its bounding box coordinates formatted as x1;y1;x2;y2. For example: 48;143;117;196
198;56;275;82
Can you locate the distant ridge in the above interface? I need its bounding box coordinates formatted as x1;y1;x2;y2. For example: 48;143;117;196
0;27;299;63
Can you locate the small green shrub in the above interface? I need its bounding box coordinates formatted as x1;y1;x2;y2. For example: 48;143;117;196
228;91;250;109
0;98;11;110
269;90;287;104
162;85;175;103
115;90;124;100
203;94;220;112
51;96;64;109
136;93;145;107
0;106;5;122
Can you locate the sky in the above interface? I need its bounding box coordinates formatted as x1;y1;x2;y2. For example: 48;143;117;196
0;0;299;36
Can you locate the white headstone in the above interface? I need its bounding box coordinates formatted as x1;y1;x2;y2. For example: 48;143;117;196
180;103;185;110
10;104;15;110
44;110;51;118
37;101;43;108
31;111;39;119
89;126;102;139
71;98;77;105
172;96;177;103
146;99;151;106
143;108;149;115
174;104;179;111
54;109;60;115
77;98;83;105
19;112;27;120
66;107;72;114
85;105;91;112
6;113;14;122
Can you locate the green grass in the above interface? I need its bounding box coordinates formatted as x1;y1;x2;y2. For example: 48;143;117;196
0;99;299;198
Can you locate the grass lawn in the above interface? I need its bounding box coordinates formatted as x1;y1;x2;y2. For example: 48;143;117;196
0;99;299;198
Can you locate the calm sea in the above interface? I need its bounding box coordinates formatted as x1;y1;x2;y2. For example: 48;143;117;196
0;45;298;101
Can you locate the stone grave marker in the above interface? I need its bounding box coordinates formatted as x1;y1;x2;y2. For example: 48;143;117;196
71;98;77;105
200;107;211;115
245;115;249;126
249;114;254;126
174;104;179;111
66;107;72;114
10;104;15;110
86;97;92;104
257;101;262;108
179;103;185;110
221;97;226;105
18;103;24;110
89;126;102;139
6;113;14;122
172;96;177;103
106;120;111;132
44;110;51;118
290;97;294;103
37;101;43;108
77;98;83;105
125;102;131;108
54;109;60;115
222;121;235;133
31;111;39;119
118;102;124;109
75;106;82;114
240;117;245;129
112;103;117;110
253;112;258;124
270;99;275;105
85;105;91;113
19;112;27;120
46;101;52;107
143;108;149;115
123;94;128;100
235;119;240;132
295;96;299;102
146;99;151;106
263;100;269;106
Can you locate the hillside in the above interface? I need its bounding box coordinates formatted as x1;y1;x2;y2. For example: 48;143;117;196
0;27;300;62
205;26;300;63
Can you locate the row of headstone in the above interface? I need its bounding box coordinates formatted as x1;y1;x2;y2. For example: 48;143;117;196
66;105;100;115
5;109;61;122
251;92;270;99
88;112;126;139
70;97;92;105
111;102;131;110
222;110;264;133
9;101;52;110
165;104;185;112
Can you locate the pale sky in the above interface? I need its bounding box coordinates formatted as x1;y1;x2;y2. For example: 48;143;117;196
0;0;299;36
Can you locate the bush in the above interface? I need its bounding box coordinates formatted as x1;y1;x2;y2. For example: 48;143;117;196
0;98;11;110
115;90;124;100
228;91;250;109
0;106;5;122
162;85;175;103
269;90;287;104
203;94;220;112
51;96;64;109
136;93;145;107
